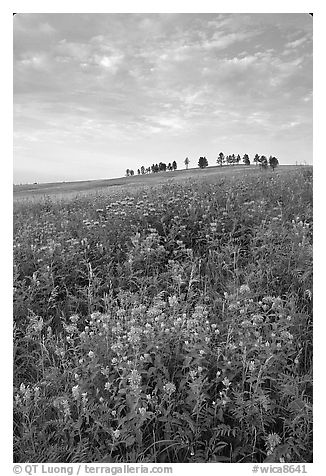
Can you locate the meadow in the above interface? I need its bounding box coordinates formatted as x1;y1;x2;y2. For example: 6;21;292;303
13;166;313;463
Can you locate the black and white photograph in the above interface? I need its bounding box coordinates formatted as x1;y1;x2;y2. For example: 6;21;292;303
13;7;313;468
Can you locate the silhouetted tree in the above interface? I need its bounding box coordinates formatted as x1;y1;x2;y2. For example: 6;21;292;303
236;154;241;164
217;152;225;167
172;160;177;170
130;169;134;176
137;169;140;175
254;154;260;166
269;156;279;171
141;166;145;174
126;169;130;176
198;156;208;168
243;154;250;165
260;155;268;169
184;157;190;169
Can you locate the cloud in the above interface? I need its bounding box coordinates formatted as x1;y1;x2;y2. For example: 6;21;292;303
285;35;310;49
13;13;313;182
39;22;56;35
201;31;258;51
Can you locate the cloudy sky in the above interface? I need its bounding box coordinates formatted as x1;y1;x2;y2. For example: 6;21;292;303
13;13;312;183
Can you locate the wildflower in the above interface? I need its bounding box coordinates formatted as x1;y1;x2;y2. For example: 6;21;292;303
34;386;40;400
62;399;71;418
163;382;176;396
222;377;231;388
281;331;293;340
168;295;178;307
88;350;95;359
128;369;141;391
138;407;147;416
248;361;256;372
81;393;88;406
15;394;22;406
21;386;31;402
265;433;282;455
112;429;120;439
69;314;79;323
72;385;80;400
189;370;197;380
239;284;250;294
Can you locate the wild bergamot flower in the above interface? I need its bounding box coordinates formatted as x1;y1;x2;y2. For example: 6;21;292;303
163;382;176;396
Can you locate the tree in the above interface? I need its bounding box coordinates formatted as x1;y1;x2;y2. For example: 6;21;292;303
226;155;231;166
198;156;208;168
254;154;260;166
184;157;190;169
172;160;177;171
243;154;250;165
140;165;145;174
167;163;172;171
269;156;279;171
126;169;130;177
137;169;140;175
217;152;225;167
130;169;134;176
260;155;268;169
236;154;241;165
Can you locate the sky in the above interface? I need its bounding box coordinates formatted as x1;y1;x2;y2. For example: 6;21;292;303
13;13;313;184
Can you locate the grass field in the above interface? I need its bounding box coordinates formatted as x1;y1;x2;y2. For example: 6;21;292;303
13;165;299;200
13;165;313;463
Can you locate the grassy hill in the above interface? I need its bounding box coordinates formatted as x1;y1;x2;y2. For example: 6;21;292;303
13;164;302;200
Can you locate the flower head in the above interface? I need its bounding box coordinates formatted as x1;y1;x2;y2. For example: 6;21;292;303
72;385;80;400
163;382;176;396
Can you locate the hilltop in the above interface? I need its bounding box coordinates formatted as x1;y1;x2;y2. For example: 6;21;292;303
13;164;303;199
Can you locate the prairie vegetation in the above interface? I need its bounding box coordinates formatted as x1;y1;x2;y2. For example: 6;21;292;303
13;167;312;463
